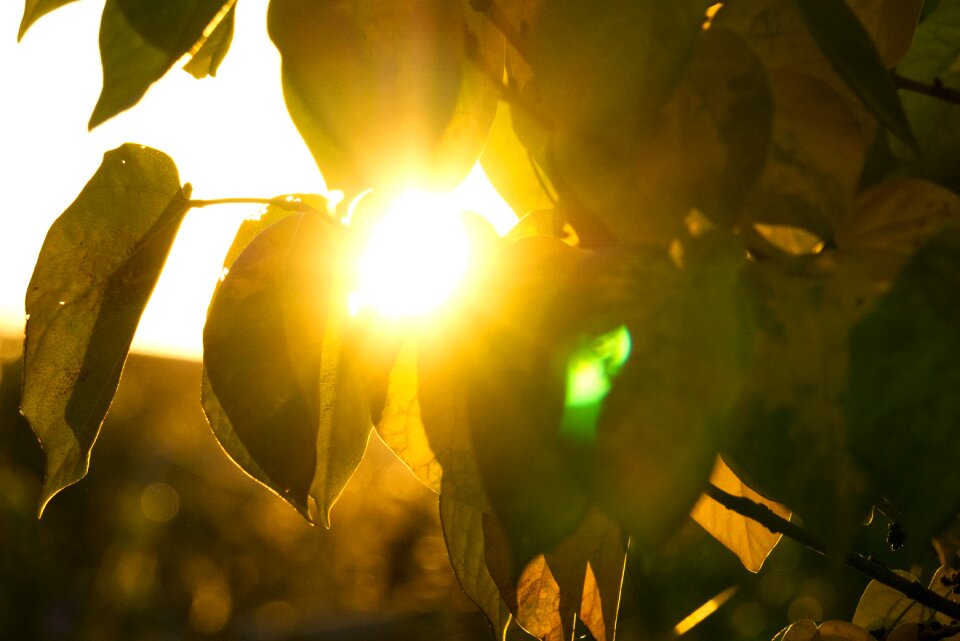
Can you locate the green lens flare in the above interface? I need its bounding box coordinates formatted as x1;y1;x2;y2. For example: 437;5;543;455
560;325;632;442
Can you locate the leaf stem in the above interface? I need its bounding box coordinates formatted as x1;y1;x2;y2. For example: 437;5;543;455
704;484;960;622
469;0;530;64
187;197;324;212
893;73;960;106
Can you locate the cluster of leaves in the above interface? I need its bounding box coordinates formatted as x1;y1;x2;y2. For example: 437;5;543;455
16;0;960;639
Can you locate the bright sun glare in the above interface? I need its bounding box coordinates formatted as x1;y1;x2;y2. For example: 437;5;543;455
1;0;517;358
351;190;472;318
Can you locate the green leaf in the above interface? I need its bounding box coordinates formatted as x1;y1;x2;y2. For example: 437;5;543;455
847;0;924;68
439;486;517;641
182;2;235;79
18;0;80;40
202;212;372;524
22;143;190;515
267;0;500;197
892;0;960;189
91;0;233;128
847;224;960;546
789;0;915;146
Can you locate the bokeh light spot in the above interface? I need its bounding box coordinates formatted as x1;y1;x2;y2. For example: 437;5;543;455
140;482;180;523
560;325;632;442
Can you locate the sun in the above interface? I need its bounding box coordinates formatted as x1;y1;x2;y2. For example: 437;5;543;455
348;164;518;319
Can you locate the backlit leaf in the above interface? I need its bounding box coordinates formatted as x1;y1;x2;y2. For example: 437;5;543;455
789;0;915;145
464;237;590;565
267;0;501;197
91;0;233;128
201;196;326;515
673;26;773;227
22;143;190;514
847;0;924;68
479;101;556;218
561;235;750;548
836;178;960;256
18;0;79;40
852;570;925;633
203;213;372;523
439;487;517;641
691;456;791;573
892;0;960;189
182;1;235;79
375;340;441;493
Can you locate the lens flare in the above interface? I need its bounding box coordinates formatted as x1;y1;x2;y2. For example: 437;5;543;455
560;325;632;442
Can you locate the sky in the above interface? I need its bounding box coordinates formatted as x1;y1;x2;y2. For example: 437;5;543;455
1;0;515;360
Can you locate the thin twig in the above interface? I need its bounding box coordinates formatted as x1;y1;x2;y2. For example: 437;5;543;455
705;484;960;622
187;196;323;211
893;73;960;107
469;0;530;64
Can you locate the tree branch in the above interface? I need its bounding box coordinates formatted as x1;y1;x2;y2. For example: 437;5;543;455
187;196;324;212
893;73;960;107
704;484;960;622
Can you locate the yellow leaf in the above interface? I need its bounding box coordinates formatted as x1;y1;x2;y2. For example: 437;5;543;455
691;456;791;572
375;340;441;493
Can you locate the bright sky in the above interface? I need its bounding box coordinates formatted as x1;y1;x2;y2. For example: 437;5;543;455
1;0;516;360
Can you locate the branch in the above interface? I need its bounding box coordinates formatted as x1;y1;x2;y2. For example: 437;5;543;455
893;73;960;107
187;196;325;212
704;484;960;622
469;0;530;64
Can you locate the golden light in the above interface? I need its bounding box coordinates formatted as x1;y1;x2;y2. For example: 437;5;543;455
2;0;518;358
350;190;472;318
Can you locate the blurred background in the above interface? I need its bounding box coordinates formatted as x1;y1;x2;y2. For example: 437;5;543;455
0;337;902;641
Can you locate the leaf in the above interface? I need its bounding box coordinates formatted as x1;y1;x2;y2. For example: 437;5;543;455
200;197;322;515
374;340;441;493
439;487;518;641
565;235;750;549
464;237;591;566
927;566;960;625
267;0;501;197
22;143;190;515
91;0;233;128
203;212;372;524
514;0;706;244
479;101;556;219
835;178;960;256
788;0;915;146
846;224;960;547
892;0;960;189
183;2;235;79
738;70;867;243
545;508;627;641
672;26;774;227
852;570;925;633
722;258;876;550
691;456;791;573
18;0;79;40
847;0;924;68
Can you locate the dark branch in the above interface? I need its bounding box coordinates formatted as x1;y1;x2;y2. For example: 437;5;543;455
893;73;960;107
705;484;960;622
